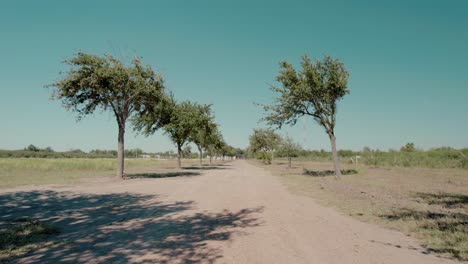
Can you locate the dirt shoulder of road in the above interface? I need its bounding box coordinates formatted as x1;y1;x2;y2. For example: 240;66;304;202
252;159;468;261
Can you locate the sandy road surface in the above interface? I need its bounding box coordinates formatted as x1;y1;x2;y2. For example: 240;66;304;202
1;160;460;263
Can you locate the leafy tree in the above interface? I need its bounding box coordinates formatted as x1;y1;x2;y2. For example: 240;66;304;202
25;144;39;152
44;147;54;152
249;128;281;164
401;143;416;152
205;129;224;164
234;147;245;158
278;136;302;168
189;104;217;166
261;55;349;177
49;52;167;178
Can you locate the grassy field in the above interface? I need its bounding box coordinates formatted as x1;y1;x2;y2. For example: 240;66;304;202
0;158;205;187
254;159;468;260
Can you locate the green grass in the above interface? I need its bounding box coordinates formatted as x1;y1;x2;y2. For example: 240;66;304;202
0;218;60;263
292;148;468;169
0;158;159;187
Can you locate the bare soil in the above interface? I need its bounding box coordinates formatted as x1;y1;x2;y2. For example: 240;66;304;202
0;160;462;263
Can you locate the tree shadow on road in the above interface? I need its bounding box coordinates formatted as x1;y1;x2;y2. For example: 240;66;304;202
126;171;201;179
0;190;263;263
414;192;468;209
182;166;228;170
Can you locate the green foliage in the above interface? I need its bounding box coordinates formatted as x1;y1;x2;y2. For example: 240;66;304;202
205;129;225;158
260;55;349;176
249;128;281;154
48;52;168;177
25;144;39;152
401;142;416;152
163;100;201;150
0;149;115;159
276;136;302;158
188;104;219;157
49;52;166;124
299;147;468;169
256;151;272;164
261;55;349;134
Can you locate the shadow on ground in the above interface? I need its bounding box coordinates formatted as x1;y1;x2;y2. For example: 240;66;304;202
0;190;263;263
302;168;358;177
182;166;228;170
379;192;468;260
126;171;201;179
415;192;468;209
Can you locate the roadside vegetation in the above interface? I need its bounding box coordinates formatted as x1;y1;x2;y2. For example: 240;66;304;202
247;142;468;170
255;159;468;260
0;158;233;188
0;158;158;187
301;146;468;170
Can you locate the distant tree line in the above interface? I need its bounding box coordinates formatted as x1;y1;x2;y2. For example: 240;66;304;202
246;133;468;169
0;146;154;159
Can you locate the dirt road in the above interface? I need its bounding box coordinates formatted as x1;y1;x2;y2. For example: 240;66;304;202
1;160;460;263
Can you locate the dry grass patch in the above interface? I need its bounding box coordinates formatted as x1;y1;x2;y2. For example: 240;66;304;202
253;159;468;260
0;158;228;188
0;217;60;263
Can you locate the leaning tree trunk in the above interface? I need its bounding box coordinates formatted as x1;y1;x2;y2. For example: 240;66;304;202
177;144;182;169
329;133;342;178
117;125;125;178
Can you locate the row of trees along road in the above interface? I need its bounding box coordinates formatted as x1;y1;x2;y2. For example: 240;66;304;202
259;55;349;177
248;129;302;168
49;52;230;177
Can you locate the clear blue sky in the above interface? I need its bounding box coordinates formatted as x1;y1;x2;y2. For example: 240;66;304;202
1;0;467;152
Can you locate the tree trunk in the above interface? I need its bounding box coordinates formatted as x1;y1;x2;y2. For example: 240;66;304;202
288;156;292;168
209;150;212;164
177;144;182;169
198;146;203;166
329;133;342;178
117;125;125;178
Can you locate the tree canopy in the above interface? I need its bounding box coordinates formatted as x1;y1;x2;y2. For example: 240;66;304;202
260;55;349;176
49;52;167;177
249;128;281;164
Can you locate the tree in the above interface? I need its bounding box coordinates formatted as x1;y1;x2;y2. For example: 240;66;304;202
205;129;224;164
49;52;167;178
162;100;199;168
25;144;39;152
401;143;416;152
249;128;281;164
189;104;217;166
261;55;349;177
278;136;302;168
